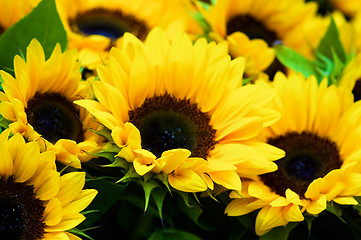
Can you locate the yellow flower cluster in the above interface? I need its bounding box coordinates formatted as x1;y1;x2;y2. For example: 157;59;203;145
2;0;361;238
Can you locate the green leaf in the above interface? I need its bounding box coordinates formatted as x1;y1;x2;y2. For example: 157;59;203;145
116;166;140;183
147;229;202;240
0;115;10;129
0;0;67;71
274;42;318;79
260;222;299;240
329;47;345;85
68;228;95;240
102;157;129;169
152;188;168;226
87;127;113;141
0;74;3;91
176;192;213;231
326;203;347;224
154;172;172;193
305;215;316;232
81;179;128;226
141;180;160;212
315;17;346;64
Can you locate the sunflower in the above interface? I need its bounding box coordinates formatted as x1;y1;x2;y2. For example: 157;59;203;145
197;0;318;79
225;73;361;235
0;0;35;36
74;27;284;193
0;129;97;239
54;0;202;69
0;39;104;168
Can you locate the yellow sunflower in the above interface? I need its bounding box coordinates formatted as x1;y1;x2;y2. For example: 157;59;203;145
54;0;202;69
0;39;104;168
0;129;97;239
0;0;34;36
75;27;284;193
225;73;361;235
197;0;318;79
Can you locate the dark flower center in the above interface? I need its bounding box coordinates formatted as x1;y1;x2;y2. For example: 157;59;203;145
26;92;84;144
0;176;45;240
260;131;342;198
352;79;361;102
129;93;217;158
306;0;335;16
69;8;149;41
0;25;5;36
227;14;278;47
264;57;287;80
226;15;285;79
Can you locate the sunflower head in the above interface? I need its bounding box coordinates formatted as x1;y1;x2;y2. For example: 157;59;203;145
0;129;97;239
55;0;202;69
197;0;319;79
75;27;284;196
226;73;361;235
0;39;104;168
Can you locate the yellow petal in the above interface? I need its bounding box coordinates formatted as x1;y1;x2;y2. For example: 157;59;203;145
270;197;289;207
34;170;60;201
158;149;191;174
133;157;156;176
0;143;13;178
43;197;62;226
65;232;82;240
45;212;85;232
54;140;81;169
14;141;40;183
225;198;259;216
333;197;358;205
285;189;303;205
57;172;85;206
306;195;327;215
42;232;70;240
255;206;288;236
168;168;208;192
284;204;304;222
116;145;136;162
74;99;118;130
208;170;242;191
62;189;98;216
0;101;17;121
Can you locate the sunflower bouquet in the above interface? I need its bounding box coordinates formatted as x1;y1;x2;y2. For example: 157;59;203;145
2;0;361;239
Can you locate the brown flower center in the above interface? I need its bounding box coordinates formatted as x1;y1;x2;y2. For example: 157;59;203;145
227;14;278;46
129;93;217;158
260;131;342;198
226;14;286;79
26;92;84;144
0;176;45;240
69;8;149;42
352;79;361;102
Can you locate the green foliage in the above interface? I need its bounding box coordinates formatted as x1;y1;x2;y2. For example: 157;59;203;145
275;17;350;86
325;202;347;224
147;229;202;240
141;179;161;212
68;228;95;240
152;188;168;225
82;179;129;226
0;115;10;131
0;0;67;72
176;192;213;231
315;18;346;63
274;43;317;79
